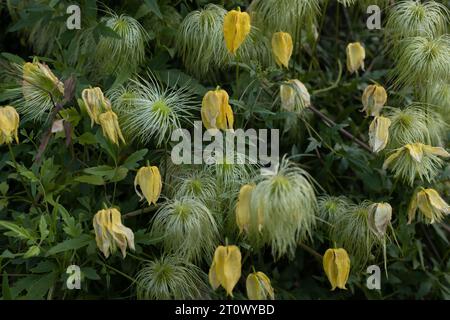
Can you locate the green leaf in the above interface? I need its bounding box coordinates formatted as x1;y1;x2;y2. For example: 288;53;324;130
96;21;122;39
1;52;25;64
2;272;12;300
23;245;41;259
74;175;105;185
82;267;101;280
84;165;115;176
39;215;49;242
77;132;97;145
122;149;148;169
46;234;93;256
144;0;162;19
0;221;35;241
109;167;129;182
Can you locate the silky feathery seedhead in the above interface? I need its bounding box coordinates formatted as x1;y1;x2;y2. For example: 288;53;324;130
111;74;197;146
317;195;351;226
0;106;20;145
323;248;351;290
368;202;392;237
385;105;446;149
95;14;147;75
223;8;251;55
386;0;449;40
92;208;135;258
392;35;450;89
426;81;450;120
18;61;64;121
172;169;217;204
201;88;234;131
383;143;450;186
250;158;318;259
246;271;275;300
209;245;242;297
280;79;311;114
98;111;125;145
236;184;257;234
151;197;219;263
346;42;366;74
337;0;356;6
136;255;209;300
369;116;391;153
408;188;450;224
331;201;381;269
361;84;387;117
271;32;293;68
134;166;162;206
81;87;112;127
248;0;320;39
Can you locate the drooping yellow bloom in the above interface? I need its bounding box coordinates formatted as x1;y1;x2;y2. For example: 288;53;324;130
369;116;391;153
134;166;162;206
271;32;293;68
236;184;255;233
98;111;125;145
93;208;135;258
408;188;450;224
0;106;20;145
223;8;251;54
362;84;387;116
368;202;392;237
209;245;242;296
22;61;64;99
383;143;450;169
280;79;311;112
201;88;234;131
82;87;112;127
346;42;365;73
246;271;275;300
323;248;351;290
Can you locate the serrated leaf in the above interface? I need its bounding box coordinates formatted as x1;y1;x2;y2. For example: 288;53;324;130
23;246;40;259
0;221;35;241
122;149;148;169
39;215;49;242
46;234;92;256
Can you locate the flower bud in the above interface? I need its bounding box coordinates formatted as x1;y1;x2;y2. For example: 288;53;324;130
201;88;234;131
368;202;392;237
236;184;255;233
323;248;351;290
223;8;251;54
134;166;162;206
98;111;125;145
209;245;242;296
346;42;365;73
0;106;20;145
280;79;311;112
369;116;391;153
246;271;275;300
362;84;387;116
271;32;293;68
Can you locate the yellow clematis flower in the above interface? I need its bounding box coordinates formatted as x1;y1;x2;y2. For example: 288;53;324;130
209;245;242;296
280;79;311;112
82;87;112;127
201;88;234;131
346;42;365;74
368;202;392;237
98;111;125;145
362;84;387;117
246;271;275;300
0;106;20;145
22;61;65;99
92;208;135;258
408;188;450;224
134;166;162;206
271;32;293;68
383;143;450;168
369;116;391;153
223;8;251;54
236;184;255;233
323;248;351;290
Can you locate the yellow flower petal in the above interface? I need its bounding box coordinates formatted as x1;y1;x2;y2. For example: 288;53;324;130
362;84;387;116
323;248;350;290
369;116;391;153
346;42;365;73
271;32;293;68
0;106;20;145
236;184;255;233
223;9;251;54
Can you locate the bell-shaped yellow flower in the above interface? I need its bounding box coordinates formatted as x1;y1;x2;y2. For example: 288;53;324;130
93;208;135;258
362;84;387;117
236;184;255;233
22;61;64;99
271;32;293;68
323;248;350;290
346;42;365;74
369;116;391;153
82;87;112;127
408;188;449;224
280;79;311;112
0;106;20;145
368;202;392;237
209;245;242;296
134;166;162;206
201;88;234;131
223;8;251;54
383;143;450;169
246;271;275;300
98;111;125;145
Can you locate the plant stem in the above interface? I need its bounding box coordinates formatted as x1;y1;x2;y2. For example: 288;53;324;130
122;206;156;219
298;242;322;262
7;143;34;203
